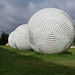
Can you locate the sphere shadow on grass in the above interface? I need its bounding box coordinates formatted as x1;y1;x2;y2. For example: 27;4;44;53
60;51;72;55
36;51;72;55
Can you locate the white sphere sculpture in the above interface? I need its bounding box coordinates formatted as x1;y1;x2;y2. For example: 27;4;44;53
14;24;31;50
8;24;31;50
8;31;17;48
28;8;74;54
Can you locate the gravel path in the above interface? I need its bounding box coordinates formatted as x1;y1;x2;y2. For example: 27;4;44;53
70;46;75;48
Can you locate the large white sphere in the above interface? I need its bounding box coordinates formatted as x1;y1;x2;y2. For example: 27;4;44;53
13;24;31;50
8;31;17;48
28;8;74;54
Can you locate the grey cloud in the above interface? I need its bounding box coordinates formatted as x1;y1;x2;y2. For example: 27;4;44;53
0;0;75;34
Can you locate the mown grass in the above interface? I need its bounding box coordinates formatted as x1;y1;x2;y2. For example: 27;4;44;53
0;46;75;75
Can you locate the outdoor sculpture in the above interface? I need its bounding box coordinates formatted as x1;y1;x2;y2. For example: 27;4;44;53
8;24;31;50
8;8;74;54
28;8;74;54
8;31;17;48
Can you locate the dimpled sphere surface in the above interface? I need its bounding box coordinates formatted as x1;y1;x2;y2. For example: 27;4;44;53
13;24;31;50
28;8;74;54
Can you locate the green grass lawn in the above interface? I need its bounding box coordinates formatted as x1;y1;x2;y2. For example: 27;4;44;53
0;46;75;75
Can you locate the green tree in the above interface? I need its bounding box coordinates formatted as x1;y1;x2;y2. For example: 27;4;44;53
0;32;9;45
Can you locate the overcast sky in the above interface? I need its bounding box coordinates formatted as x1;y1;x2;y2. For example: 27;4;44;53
0;0;75;34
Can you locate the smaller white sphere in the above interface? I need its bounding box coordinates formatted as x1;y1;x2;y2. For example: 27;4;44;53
8;31;17;48
13;24;31;50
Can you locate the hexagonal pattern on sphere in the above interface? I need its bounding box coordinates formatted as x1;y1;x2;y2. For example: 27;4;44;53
28;8;74;54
